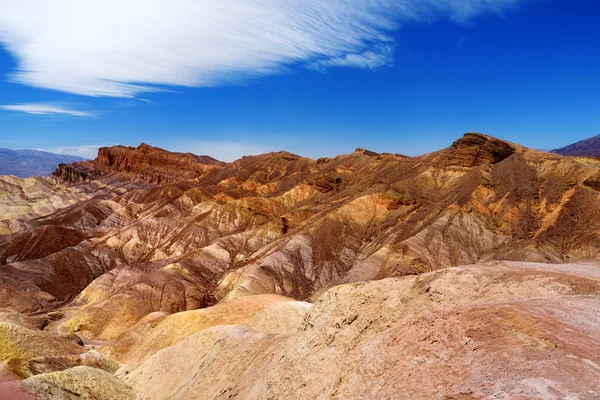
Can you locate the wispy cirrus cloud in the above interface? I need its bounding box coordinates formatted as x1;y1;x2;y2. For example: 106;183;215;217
0;0;532;98
0;103;95;117
309;47;395;71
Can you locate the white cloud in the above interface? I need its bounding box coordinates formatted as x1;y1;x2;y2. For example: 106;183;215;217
38;145;102;159
309;46;395;71
0;0;530;98
0;103;95;117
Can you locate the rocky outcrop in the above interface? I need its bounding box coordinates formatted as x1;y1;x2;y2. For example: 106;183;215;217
14;366;135;400
306;173;342;193
0;310;119;380
54;143;225;185
446;132;516;167
53;163;99;184
353;147;379;157
93;143;224;183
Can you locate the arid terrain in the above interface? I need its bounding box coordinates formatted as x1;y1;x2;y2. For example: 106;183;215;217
0;133;599;399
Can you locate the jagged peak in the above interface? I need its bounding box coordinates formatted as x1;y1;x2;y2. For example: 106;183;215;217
444;132;516;167
137;142;156;152
96;143;223;164
53;142;225;185
452;132;510;146
238;150;306;163
354;148;379;157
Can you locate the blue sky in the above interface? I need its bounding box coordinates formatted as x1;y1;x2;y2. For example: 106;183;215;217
0;0;598;161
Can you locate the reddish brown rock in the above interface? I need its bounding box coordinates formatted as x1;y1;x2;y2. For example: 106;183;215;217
445;132;516;167
54;143;224;185
0;226;87;264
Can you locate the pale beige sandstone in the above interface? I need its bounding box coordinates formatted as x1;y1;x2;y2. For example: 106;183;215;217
0;174;136;230
58;267;208;341
0;176;87;224
0;309;46;331
102;294;310;372
0;322;83;378
13;366;135;400
0;314;121;381
125;262;600;400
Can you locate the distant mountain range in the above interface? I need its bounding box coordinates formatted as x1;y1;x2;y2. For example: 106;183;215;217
0;148;86;178
552;133;600;157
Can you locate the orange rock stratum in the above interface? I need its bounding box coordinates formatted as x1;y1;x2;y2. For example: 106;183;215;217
0;133;599;399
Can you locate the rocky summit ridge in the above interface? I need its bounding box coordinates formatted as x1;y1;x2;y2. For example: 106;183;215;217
54;143;223;184
0;132;599;399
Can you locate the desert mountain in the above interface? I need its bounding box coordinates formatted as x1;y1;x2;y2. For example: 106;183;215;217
54;143;223;185
0;148;85;178
552;133;600;157
0;133;599;399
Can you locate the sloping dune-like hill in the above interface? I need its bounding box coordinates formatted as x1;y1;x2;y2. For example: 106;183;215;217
0;133;599;399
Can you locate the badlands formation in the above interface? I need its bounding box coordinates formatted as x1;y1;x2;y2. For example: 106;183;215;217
0;133;598;399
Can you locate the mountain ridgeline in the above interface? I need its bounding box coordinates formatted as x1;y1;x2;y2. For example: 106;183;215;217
551;133;600;157
0;148;85;178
